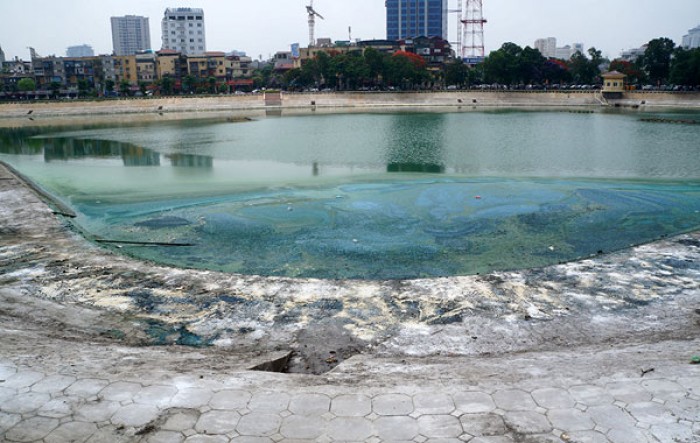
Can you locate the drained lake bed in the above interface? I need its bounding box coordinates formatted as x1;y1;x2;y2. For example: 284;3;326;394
2;109;699;279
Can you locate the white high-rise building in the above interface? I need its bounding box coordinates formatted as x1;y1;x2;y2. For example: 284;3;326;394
111;16;151;56
534;37;557;58
682;24;700;49
161;8;206;55
0;44;5;65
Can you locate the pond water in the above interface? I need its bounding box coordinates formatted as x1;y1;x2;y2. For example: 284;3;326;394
2;109;700;279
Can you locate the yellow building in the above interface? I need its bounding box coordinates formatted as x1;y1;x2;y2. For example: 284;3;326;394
156;49;181;79
114;56;137;85
602;71;626;93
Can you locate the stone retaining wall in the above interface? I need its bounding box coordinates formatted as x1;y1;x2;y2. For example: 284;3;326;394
0;91;698;118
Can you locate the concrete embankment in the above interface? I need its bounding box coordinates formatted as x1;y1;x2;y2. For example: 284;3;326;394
1;91;698;119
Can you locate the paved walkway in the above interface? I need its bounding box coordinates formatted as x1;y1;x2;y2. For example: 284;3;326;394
1;326;699;442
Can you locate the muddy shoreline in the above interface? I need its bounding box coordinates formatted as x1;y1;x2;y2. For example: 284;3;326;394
2;149;699;374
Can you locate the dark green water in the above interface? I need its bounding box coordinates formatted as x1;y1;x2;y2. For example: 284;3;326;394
2;110;700;279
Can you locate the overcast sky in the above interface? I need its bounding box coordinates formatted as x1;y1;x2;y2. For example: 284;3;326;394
1;0;698;61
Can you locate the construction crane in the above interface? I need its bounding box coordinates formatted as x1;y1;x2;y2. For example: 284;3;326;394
306;0;324;47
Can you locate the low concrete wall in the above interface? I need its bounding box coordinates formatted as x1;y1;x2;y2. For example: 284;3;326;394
1;91;698;118
0;95;265;118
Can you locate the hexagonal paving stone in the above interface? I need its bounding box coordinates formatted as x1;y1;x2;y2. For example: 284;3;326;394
547;408;595;432
569;385;614;407
532;387;575;409
607;427;654;443
184;436;230;443
374;416;419;441
4;416;60;442
0;412;21;430
373;393;414;416
1;371;44;389
459;413;507;437
650;423;695;443
65;378;110;397
288;393;331;415
641;379;688;400
44;421;98;443
626;402;677;425
209;389;251;410
1;391;50;414
469;437;517;443
99;381;143;403
236;413;282;436
331;394;372;417
492;389;537;412
0;386;16;403
280;414;326;439
82;426;133;443
417;415;463;438
326;416;374;441
605;381;652;404
586;405;636;431
247;392;289;412
453;392;496;414
145;430;185;443
161;408;200;432
195;410;241;434
75;400;121;422
169;387;213;409
566;430;610;443
134;385;178;407
111;403;160;427
37;397;79;418
230;437;274;443
31;374;76;394
413;393;455;415
502;410;552;435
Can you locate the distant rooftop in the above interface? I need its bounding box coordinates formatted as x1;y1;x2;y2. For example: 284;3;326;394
164;7;204;13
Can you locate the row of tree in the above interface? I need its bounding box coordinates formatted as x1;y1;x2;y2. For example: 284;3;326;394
268;37;699;91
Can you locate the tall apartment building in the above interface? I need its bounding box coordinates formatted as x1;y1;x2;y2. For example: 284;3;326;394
161;8;206;56
534;38;557;58
111;15;151;56
66;44;95;58
386;0;447;41
0;45;5;65
682;24;700;49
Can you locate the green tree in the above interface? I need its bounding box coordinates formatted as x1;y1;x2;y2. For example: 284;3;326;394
17;78;36;91
49;81;62;98
159;77;174;95
669;47;700;86
139;81;148;96
119;79;131;96
77;79;90;97
104;79;115;95
444;59;470;87
640;37;676;85
182;75;197;93
568;49;601;84
207;76;217;93
609;59;645;85
483;42;522;85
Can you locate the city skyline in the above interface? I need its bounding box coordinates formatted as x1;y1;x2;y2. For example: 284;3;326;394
0;0;699;62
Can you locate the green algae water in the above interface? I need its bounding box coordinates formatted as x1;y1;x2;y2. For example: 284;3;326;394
2;109;700;279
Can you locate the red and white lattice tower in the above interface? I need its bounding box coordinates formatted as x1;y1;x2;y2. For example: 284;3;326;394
459;0;487;61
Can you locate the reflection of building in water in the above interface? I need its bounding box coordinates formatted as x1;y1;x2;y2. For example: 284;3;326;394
42;138;160;167
386;113;446;174
120;145;160;166
166;153;213;168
